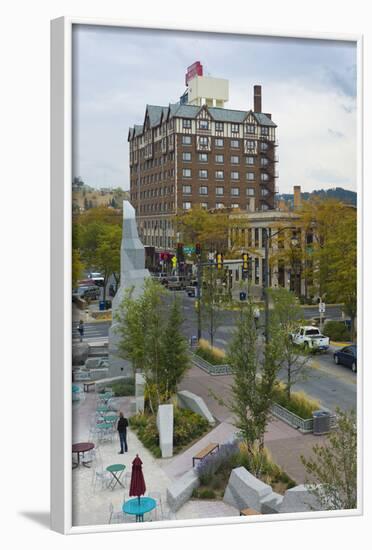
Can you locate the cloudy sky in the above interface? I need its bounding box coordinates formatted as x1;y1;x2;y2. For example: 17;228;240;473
72;25;357;194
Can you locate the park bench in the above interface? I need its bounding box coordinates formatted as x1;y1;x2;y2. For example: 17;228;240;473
240;508;261;516
192;442;219;467
83;381;96;393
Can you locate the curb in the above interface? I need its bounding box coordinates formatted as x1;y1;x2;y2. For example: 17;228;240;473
330;341;353;347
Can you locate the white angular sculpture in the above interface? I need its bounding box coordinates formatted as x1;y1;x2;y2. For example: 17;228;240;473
108;201;150;377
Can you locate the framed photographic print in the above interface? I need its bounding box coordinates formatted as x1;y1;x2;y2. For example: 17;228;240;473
51;17;362;534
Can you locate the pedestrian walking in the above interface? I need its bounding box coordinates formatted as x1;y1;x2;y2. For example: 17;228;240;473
77;320;84;342
117;411;129;454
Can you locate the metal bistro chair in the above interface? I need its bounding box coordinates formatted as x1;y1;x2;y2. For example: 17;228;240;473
108;502;126;524
92;459;110;492
148;491;164;521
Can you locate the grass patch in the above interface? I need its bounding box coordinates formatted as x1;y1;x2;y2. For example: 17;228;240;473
129;406;210;458
273;384;320;419
195;339;226;365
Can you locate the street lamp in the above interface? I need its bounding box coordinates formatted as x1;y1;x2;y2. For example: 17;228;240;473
263;227;299;342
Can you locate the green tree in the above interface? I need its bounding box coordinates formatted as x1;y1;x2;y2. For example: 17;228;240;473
159;296;190;401
301;408;357;510
226;300;281;465
115;279;189;412
269;288;311;399
72;249;83;288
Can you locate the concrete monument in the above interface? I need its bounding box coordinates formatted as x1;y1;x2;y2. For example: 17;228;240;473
108;201;150;377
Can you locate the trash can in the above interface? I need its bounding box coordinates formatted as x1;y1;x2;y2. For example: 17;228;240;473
312;410;331;435
240;291;247;301
105;300;112;310
190;335;198;348
99;300;105;311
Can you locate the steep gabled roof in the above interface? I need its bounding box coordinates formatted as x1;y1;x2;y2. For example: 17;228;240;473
252;112;277;127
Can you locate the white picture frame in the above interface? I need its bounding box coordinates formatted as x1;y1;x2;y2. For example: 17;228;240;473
51;16;363;534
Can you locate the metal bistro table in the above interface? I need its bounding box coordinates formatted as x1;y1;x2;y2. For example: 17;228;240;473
72;442;95;469
106;464;126;490
123;497;157;522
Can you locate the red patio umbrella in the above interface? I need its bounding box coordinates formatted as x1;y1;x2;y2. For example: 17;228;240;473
129;454;146;504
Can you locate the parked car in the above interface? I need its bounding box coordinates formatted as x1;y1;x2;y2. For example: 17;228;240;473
151;273;169;286
73;285;101;301
186;280;198;297
167;276;187;290
290;326;330;352
333;345;357;372
88;272;105;287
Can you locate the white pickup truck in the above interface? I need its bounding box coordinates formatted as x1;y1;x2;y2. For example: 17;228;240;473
290;326;330;352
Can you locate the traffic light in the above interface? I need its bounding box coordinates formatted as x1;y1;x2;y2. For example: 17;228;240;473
242;252;249;279
216;252;223;270
195;242;202;256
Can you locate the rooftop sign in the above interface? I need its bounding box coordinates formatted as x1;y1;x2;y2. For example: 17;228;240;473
185;61;203;85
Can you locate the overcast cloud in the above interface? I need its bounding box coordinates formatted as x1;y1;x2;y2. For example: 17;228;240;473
72;25;357;194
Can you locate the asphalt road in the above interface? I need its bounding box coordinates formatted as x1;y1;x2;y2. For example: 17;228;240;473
73;291;356;412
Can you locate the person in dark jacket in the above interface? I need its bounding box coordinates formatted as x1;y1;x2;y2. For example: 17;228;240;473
117;411;129;454
77;320;84;342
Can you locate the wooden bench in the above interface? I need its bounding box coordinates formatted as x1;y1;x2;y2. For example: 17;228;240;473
240;508;261;516
192;442;219;467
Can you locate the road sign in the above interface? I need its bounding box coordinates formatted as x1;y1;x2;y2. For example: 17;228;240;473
184;246;195;254
319;302;326;313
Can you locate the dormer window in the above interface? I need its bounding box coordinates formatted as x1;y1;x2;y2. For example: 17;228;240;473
199;119;209;130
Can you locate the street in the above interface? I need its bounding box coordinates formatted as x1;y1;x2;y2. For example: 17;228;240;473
72;291;355;413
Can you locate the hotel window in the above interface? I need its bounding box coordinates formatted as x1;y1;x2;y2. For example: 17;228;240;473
182;168;191;178
231;155;239;164
231;203;239;209
261;188;269;196
261;157;269;167
231;187;240;196
182;135;192;145
199;119;209;130
215;138;224;147
200;202;208;209
231;171;239;180
260;141;268;151
215;122;224;132
261;126;269;136
216;203;225;209
215;170;224;180
215;154;224;163
199;186;208;195
216;187;224;196
231;124;240;134
183;202;191;210
182;185;192;194
199;169;208;179
246;188;255;196
231;139;240;148
183;119;192;129
245;124;256;134
199;136;209;148
261;173;269;181
182;152;191;162
198;153;208;162
246;172;255;181
246;140;255;150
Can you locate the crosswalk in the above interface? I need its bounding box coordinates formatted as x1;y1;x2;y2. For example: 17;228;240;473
72;323;109;343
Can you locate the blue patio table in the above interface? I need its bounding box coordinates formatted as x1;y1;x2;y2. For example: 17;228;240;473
97;405;110;413
123;497;157;522
106;463;125;490
103;415;117;423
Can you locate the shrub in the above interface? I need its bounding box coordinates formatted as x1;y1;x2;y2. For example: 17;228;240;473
110;378;135;397
273;386;320;419
198;488;216;499
323;321;351;342
195;339;226;365
196;441;239;485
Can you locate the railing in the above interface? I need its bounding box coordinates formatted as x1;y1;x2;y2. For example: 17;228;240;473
270;402;336;434
190;352;232;376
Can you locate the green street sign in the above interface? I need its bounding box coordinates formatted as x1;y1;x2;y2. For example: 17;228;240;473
184;246;195;254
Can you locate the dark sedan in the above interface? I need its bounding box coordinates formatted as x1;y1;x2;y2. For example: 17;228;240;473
333;345;357;372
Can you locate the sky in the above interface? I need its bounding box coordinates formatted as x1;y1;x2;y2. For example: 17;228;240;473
72;25;357;194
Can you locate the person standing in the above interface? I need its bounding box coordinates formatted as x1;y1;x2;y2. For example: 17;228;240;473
117;411;129;454
77;319;84;342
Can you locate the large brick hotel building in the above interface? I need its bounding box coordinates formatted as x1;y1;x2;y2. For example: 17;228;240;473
128;62;278;250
